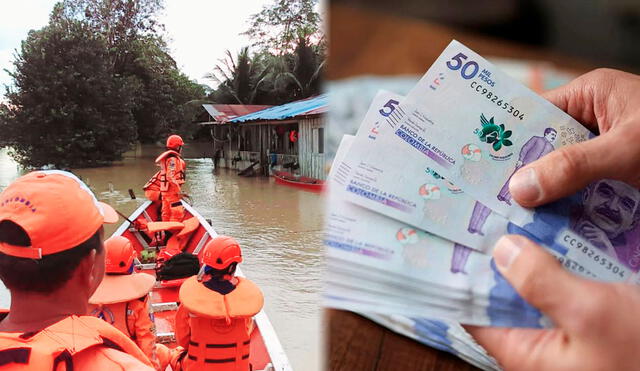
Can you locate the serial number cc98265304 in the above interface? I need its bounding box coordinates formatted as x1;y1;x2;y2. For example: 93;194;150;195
444;52;526;121
563;234;628;279
470;81;525;120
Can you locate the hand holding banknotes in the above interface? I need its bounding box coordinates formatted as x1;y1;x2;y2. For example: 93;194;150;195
509;68;640;207
469;235;640;370
325;42;640;371
473;69;640;370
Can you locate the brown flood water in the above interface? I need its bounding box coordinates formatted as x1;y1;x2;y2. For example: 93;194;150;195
0;145;324;370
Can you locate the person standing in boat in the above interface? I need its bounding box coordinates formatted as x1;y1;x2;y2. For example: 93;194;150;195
154;134;187;222
0;171;153;369
173;236;264;371
88;235;176;370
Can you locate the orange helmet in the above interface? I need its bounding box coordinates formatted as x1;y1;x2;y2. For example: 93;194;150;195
201;235;243;270
104;236;136;274
166;134;184;150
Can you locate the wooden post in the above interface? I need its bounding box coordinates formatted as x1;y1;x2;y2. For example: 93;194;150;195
260;125;269;176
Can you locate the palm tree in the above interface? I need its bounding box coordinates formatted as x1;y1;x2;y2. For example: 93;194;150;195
204;47;267;104
206;38;325;105
293;35;324;97
253;36;324;102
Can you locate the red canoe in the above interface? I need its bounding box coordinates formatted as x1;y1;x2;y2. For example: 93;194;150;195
272;171;324;193
112;200;292;371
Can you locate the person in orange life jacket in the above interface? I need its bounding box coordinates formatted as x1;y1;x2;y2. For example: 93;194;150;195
0;170;153;370
173;236;264;371
155;134;186;222
88;235;177;370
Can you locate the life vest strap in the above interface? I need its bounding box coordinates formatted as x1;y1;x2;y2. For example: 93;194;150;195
52;350;73;371
187;355;249;364
188;340;249;348
101;337;124;352
0;348;30;366
206;343;237;348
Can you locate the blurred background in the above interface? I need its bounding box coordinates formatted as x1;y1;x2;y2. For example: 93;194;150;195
332;0;640;72
325;1;640;370
327;0;640;165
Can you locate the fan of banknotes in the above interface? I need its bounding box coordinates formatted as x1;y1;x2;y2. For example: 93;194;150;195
324;40;640;370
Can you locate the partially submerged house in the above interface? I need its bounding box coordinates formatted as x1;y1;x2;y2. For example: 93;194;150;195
201;94;327;180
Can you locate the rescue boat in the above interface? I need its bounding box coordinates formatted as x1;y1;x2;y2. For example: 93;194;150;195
272;171;325;193
111;200;293;371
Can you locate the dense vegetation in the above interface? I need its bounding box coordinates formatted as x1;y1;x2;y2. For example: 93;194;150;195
0;0;323;168
207;0;324;105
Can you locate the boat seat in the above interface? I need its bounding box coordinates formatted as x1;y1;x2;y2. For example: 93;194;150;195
176;217;199;237
166;217;200;252
146;221;184;233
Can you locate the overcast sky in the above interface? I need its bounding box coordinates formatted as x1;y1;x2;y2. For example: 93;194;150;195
0;0;284;98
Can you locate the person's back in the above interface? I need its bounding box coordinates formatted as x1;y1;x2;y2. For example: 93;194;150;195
0;170;153;370
0;314;152;370
174;236;264;371
88;235;177;370
155;134;186;222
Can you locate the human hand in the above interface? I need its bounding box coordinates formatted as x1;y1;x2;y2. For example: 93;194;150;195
508;69;640;207
466;235;640;371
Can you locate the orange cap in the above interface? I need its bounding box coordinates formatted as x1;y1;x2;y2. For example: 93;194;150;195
200;235;243;269
0;170;118;259
104;236;135;274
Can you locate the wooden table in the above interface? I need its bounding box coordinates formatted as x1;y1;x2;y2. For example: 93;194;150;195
327;310;480;371
327;3;592;80
325;4;593;370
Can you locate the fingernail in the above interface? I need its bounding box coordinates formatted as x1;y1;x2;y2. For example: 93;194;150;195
494;236;521;271
509;167;542;204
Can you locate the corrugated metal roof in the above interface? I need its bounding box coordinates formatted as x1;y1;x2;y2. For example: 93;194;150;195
202;104;272;123
230;94;327;123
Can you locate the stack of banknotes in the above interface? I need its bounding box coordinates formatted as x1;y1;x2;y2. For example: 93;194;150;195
324;40;640;369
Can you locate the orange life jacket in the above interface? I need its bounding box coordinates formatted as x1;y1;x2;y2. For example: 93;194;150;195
88;300;136;339
144;171;161;192
143;171;162;202
178;276;263;371
0;315;152;369
155;150;186;192
89;297;159;370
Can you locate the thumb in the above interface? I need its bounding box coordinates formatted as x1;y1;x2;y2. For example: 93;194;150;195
508;134;620;207
493;235;587;327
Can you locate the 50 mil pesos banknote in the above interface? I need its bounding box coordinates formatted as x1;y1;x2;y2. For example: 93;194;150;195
327;132;551;328
340;89;632;282
342;41;640;282
337;91;509;253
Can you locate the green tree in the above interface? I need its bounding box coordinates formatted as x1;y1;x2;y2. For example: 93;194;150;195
292;36;323;97
244;0;322;54
57;0;205;143
3;19;137;168
205;48;268;104
206;38;324;106
58;0;164;74
124;36;205;142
